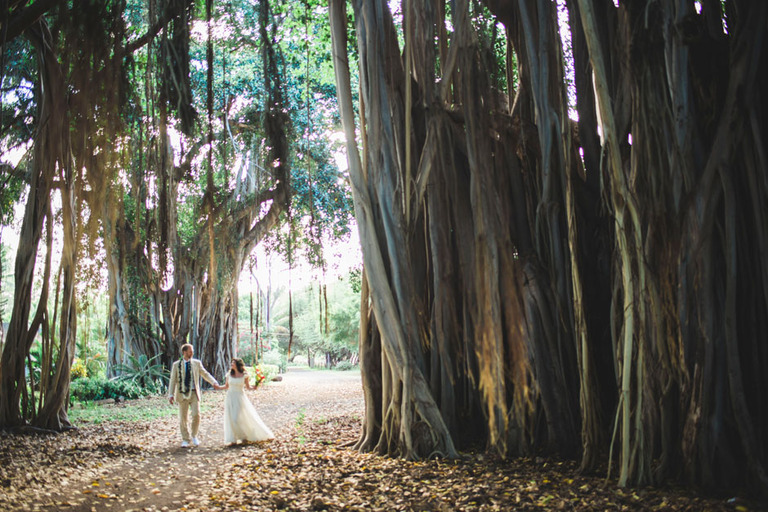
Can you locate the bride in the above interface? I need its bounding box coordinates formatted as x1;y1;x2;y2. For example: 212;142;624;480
222;358;274;444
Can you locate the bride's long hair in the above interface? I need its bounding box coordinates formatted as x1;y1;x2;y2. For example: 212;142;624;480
230;358;246;376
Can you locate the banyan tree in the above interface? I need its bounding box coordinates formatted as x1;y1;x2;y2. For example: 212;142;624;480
0;0;127;429
103;0;294;380
331;0;768;495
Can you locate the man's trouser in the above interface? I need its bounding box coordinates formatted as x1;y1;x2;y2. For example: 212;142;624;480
178;392;200;441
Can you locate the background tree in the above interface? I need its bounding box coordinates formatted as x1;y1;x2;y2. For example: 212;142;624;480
104;0;352;380
267;273;359;368
104;0;294;380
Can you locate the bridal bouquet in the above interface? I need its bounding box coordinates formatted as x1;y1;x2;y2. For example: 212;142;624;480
251;365;266;389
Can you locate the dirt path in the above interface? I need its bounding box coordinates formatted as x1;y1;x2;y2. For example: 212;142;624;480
12;368;363;512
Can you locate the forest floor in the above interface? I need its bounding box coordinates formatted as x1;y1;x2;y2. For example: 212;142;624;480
0;368;763;512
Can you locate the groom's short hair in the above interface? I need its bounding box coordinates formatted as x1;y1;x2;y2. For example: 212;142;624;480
180;343;193;355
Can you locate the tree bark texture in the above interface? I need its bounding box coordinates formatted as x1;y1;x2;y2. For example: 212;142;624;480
332;0;768;495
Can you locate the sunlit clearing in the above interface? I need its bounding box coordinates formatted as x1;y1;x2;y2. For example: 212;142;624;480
244;220;361;293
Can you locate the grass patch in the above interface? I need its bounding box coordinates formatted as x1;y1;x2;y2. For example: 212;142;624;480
69;395;214;426
295;407;307;445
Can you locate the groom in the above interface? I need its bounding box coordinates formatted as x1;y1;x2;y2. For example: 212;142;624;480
168;344;222;447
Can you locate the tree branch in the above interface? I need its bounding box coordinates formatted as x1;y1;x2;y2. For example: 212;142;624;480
0;0;59;47
123;2;184;55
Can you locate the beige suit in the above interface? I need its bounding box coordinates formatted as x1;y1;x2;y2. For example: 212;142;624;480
168;358;219;442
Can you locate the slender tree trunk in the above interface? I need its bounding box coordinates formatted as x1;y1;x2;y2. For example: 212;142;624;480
34;162;78;430
0;23;62;428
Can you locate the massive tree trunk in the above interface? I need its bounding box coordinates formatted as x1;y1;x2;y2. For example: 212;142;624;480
332;0;768;495
576;0;768;490
332;0;460;459
332;0;581;459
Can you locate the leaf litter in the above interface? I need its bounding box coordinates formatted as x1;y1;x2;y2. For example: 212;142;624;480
0;370;762;511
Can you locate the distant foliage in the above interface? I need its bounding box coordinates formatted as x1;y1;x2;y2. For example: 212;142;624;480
262;348;288;373
70;377;145;402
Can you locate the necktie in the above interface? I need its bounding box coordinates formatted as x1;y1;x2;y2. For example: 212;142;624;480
184;361;191;392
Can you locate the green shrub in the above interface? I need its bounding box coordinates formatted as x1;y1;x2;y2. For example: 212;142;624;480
262;348;287;373
71;358;88;379
70;377;106;402
70;377;146;402
113;353;168;394
334;360;357;371
104;379;144;400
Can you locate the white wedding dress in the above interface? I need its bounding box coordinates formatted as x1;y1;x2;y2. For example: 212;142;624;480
223;375;274;444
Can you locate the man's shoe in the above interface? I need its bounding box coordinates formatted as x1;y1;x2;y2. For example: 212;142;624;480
181;440;190;447
192;437;200;446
